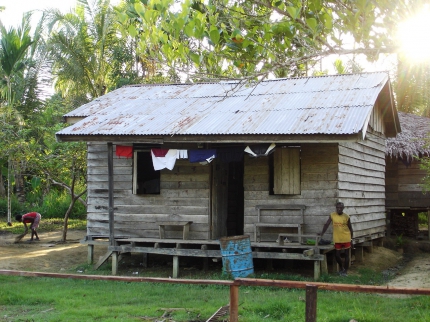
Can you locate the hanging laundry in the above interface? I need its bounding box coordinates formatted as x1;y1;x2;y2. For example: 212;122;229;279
188;149;217;164
176;150;188;159
116;145;133;158
151;149;178;170
152;148;169;157
244;143;276;157
216;147;244;163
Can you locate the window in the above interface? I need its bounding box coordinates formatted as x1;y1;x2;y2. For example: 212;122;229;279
133;150;160;194
269;147;301;195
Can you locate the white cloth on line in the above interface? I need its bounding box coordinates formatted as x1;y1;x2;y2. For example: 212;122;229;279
151;149;178;170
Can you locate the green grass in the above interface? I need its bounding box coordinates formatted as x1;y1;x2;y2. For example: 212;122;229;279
0;274;429;321
0;217;429;321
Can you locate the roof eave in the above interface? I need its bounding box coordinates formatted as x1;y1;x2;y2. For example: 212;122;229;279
55;133;362;144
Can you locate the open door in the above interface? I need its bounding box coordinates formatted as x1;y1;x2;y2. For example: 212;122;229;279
211;159;244;239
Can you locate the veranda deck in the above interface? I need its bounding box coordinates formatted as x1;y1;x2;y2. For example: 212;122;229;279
82;236;334;280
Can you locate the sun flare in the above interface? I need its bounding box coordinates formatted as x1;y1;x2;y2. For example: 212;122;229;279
397;7;430;63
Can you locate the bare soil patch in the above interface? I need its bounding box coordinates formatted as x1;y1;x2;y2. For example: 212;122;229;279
0;230;105;272
1;230;430;290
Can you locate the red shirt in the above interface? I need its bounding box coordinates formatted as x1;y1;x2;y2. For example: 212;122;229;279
22;212;38;223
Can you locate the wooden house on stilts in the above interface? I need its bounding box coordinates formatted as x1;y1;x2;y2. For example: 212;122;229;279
385;112;430;239
56;72;400;279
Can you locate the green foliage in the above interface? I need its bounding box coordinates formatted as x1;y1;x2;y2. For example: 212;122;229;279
395;62;430;117
46;0;124;100
0;218;86;234
26;190;86;219
396;233;405;247
0;195;26;217
0;189;86;223
119;0;405;81
418;212;428;225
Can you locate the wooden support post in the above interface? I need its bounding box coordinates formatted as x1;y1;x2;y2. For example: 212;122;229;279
107;143;115;247
183;222;190;240
266;259;273;270
305;284;318;322
386;210;391;238
201;245;209;271
321;254;328;275
142;253;148;268
112;251;118;275
88;244;94;265
173;243;182;278
173;256;179;278
229;284;239;322
159;225;166;239
355;246;364;262
428;210;430;241
314;261;320;280
362;241;373;253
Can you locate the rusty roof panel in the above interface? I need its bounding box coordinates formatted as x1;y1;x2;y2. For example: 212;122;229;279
58;72;392;138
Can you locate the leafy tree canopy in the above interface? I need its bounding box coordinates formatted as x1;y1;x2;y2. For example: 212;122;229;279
120;0;416;81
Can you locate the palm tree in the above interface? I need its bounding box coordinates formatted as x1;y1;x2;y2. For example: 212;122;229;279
46;0;121;101
0;12;47;223
395;60;430;118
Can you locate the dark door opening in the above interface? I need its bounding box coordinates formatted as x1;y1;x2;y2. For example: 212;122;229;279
211;159;244;239
226;161;244;236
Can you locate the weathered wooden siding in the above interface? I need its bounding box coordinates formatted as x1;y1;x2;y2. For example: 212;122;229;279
386;158;429;208
243;144;339;241
338;130;387;238
369;101;385;134
86;142;211;239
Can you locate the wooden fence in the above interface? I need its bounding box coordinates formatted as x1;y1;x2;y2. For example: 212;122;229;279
1;269;430;322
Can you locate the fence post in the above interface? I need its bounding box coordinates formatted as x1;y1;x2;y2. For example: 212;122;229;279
230;283;239;322
305;284;318;322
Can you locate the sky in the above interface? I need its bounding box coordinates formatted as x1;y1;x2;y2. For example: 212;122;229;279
0;0;79;28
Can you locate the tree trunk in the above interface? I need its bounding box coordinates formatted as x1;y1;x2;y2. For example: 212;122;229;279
14;161;26;203
62;199;75;242
0;166;6;197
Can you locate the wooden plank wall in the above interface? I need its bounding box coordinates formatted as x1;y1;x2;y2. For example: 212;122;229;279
338;130;387;239
86;142;211;239
386;158;429;208
243;144;339;241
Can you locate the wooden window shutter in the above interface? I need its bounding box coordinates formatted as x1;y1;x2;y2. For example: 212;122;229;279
273;148;301;194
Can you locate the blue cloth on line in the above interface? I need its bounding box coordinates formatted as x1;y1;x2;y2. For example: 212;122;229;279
188;149;217;163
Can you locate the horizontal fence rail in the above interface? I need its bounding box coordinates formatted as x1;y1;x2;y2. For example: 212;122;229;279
1;270;430;322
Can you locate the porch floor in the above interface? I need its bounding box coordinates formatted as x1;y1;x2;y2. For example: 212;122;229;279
82;236;334;280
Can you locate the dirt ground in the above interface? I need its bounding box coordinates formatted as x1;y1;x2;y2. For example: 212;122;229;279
1;229;430;289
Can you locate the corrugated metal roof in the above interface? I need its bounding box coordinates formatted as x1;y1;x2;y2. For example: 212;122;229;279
57;72;394;138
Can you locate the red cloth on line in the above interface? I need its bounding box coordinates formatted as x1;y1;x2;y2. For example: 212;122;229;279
151;148;169;157
116;145;133;158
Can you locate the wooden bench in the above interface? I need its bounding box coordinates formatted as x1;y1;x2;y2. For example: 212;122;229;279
158;221;193;240
254;205;305;242
277;233;320;246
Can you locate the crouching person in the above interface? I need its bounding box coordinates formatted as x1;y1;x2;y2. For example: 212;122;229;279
15;212;42;242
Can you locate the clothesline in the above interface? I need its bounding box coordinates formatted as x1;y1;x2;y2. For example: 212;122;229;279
116;144;276;171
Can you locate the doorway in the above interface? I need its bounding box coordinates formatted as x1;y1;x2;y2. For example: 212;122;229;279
211;159;244;239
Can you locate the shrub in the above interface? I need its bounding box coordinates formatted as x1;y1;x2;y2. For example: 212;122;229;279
418;212;428;225
0;189;86;221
